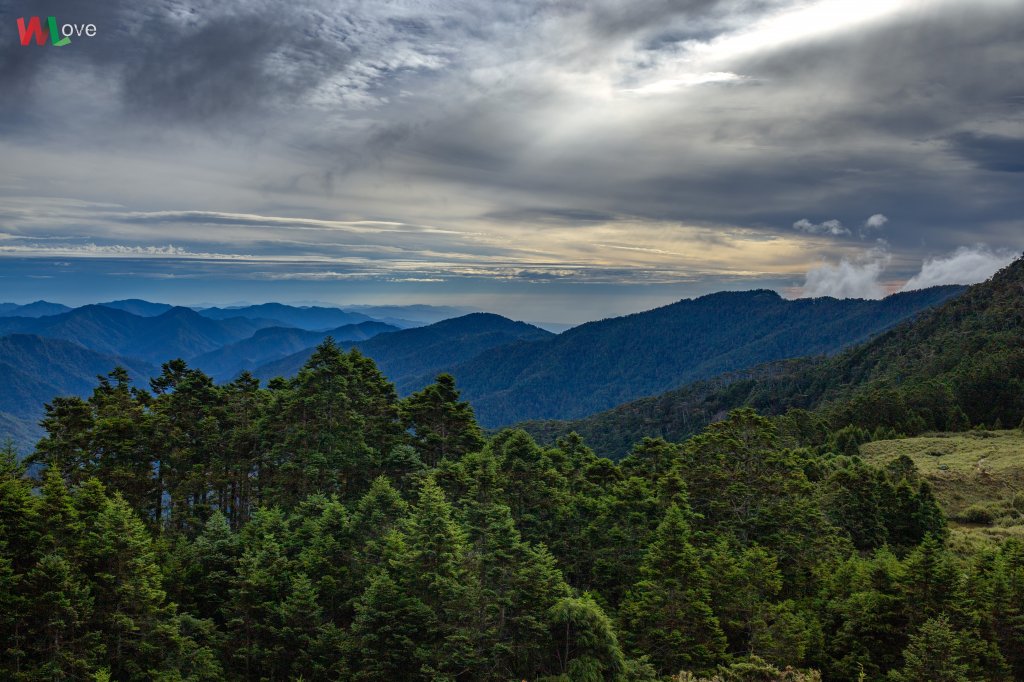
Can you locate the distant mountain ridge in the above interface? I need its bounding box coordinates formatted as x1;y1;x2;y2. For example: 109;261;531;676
0;305;276;363
0;334;157;449
521;259;1023;457
192;320;399;381
253;313;554;391
0;300;72;318
195;303;383;330
447;285;966;426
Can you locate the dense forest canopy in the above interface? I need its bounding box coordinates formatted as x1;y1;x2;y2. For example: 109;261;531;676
524;256;1024;458
2;325;1023;681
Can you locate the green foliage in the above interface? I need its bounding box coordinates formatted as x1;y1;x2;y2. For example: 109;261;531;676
619;505;726;675
7;332;1024;680
525;258;1024;458
888;615;976;682
401;373;484;466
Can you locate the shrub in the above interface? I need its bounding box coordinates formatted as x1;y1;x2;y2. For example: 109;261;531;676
959;505;995;525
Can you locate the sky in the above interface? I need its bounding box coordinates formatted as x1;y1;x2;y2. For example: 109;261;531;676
0;0;1022;324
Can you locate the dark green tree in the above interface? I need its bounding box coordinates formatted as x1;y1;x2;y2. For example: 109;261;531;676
619;504;727;675
401;373;484;466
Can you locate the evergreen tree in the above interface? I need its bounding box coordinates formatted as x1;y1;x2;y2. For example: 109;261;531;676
350;569;433;681
619;504;727;675
889;615;973;682
402;373;485;466
463;463;571;678
226;521;293;680
391;478;478;678
543;595;626;681
85;494;176;679
261;339;370;505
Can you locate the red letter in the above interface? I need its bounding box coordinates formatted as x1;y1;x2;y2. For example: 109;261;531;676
17;17;47;46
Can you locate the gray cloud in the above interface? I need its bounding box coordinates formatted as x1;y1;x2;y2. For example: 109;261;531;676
793;218;848;236
946;132;1024;173
1;0;1023;317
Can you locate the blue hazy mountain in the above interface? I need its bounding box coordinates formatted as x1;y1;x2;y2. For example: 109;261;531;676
438;285;968;426
192;320;399;381
0;334;157;451
253;313;554;391
98;299;176;317
0;301;72;318
196;303;383;330
0;305;278;363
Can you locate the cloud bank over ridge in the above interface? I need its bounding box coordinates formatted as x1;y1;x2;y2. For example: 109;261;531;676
0;0;1022;318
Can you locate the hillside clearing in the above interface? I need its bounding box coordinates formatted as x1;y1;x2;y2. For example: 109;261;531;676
860;430;1024;545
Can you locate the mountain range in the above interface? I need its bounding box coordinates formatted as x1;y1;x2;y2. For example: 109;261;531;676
251;313;555;389
0;284;971;452
522;257;1024;457
0;334;156;447
192;321;400;381
0;305;276;363
446;285;965;426
0;301;72;318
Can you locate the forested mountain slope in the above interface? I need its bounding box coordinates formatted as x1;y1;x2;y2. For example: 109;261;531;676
523;255;1024;457
253;312;553;391
192;320;398;381
0;305;276;363
6;331;1022;680
0;335;156;448
451;285;964;426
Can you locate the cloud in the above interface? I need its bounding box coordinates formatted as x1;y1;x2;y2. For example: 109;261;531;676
901;246;1018;291
946;132;1024;173
864;213;888;230
800;248;890;299
1;0;1023;318
793;218;849;236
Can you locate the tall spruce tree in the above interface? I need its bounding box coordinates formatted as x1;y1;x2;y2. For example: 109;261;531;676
619;504;727;675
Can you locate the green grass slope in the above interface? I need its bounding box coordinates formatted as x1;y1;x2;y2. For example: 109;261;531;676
861;430;1024;545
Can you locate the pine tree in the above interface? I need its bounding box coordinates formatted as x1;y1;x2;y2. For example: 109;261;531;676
86;494;176;679
262;339;370;505
464;469;571;678
20;552;97;679
401;373;484;466
989;539;1024;679
226;523;292;680
298;496;355;623
350;569;434;681
901;535;960;629
544;594;626;681
349;476;409;595
178;511;240;624
392;478;478;677
889;616;972;682
278;572;336;680
619;504;727;675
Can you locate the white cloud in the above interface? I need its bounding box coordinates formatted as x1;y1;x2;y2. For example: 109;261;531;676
800;248;890;299
793;218;849;236
864;213;888;230
901;246;1017;291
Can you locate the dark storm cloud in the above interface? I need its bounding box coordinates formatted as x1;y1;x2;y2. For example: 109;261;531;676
0;0;360;124
1;0;1023;313
946;132;1024;173
485;208;619;225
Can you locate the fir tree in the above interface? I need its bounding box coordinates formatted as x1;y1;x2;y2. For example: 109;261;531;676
619;504;727;675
